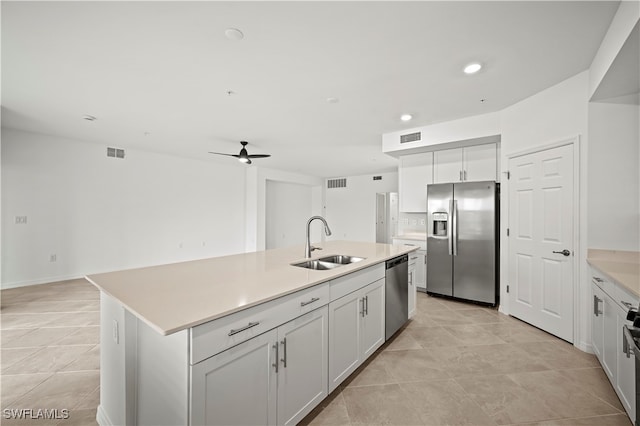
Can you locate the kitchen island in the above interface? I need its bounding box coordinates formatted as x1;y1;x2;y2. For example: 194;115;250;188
86;241;417;426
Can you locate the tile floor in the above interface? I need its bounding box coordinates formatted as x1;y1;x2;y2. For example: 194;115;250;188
0;280;633;426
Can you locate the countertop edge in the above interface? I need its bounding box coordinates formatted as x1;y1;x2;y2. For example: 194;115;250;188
88;243;419;336
586;249;640;299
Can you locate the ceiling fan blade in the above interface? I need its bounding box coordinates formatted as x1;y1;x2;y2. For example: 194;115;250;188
247;154;271;158
208;152;239;157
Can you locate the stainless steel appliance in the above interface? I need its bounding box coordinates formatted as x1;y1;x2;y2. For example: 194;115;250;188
376;192;398;244
385;254;408;340
426;181;499;305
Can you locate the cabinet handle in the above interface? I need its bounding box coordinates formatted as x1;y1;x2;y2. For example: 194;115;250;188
410;256;418;260
300;297;320;307
365;296;369;316
228;321;260;336
280;338;287;368
459;170;463;181
272;343;279;373
593;295;603;316
409;271;413;286
360;298;365;318
463;170;467;181
622;301;635;309
593;277;604;283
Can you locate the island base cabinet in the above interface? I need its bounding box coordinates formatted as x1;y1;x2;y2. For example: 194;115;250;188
328;278;385;393
190;329;278;426
190;307;328;426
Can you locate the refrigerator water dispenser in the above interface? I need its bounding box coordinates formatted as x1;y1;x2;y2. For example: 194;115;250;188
432;212;448;236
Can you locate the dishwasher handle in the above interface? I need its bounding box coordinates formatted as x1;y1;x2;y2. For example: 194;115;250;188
386;254;408;269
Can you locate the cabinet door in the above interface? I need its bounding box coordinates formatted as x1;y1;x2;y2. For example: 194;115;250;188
616;310;636;421
360;279;386;360
408;260;417;319
277;307;328;426
591;283;604;361
190;329;277;426
414;250;426;291
433;148;463;184
602;294;618;382
399;152;433;212
328;291;362;392
463;143;496;181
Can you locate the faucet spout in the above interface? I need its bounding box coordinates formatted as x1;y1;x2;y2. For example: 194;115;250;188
305;216;332;258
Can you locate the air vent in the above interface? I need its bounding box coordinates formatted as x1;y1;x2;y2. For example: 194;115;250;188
373;176;382;181
400;132;421;144
107;147;125;159
327;178;347;189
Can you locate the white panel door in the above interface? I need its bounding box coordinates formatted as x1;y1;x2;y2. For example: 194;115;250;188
508;143;574;342
277;307;328;426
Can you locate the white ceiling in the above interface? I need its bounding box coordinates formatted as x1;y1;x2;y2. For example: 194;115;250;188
1;1;619;178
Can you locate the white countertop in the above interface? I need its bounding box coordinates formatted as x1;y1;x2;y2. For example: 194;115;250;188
86;241;418;336
587;249;640;297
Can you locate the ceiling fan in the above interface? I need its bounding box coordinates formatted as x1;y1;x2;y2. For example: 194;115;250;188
208;141;271;165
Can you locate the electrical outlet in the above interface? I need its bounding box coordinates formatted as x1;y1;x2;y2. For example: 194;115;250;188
420;219;425;225
50;254;57;262
15;216;27;225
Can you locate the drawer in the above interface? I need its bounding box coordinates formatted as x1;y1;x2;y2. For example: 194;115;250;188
612;282;639;313
330;264;385;301
592;269;614;296
190;283;329;364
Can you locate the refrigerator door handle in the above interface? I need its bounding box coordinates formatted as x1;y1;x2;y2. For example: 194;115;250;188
452;199;458;256
448;200;454;255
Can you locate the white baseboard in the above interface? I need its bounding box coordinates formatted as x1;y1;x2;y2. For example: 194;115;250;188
96;405;113;426
1;274;85;290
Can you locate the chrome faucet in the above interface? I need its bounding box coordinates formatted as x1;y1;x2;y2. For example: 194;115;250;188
305;216;332;258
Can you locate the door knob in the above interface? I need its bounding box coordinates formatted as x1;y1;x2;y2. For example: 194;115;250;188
553;249;571;256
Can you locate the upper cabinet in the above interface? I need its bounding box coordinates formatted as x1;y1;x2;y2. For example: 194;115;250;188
433;143;497;184
399;152;433;212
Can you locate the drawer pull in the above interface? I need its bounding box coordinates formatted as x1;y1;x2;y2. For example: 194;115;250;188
622;301;635;309
300;297;320;307
228;321;260;336
593;277;604;283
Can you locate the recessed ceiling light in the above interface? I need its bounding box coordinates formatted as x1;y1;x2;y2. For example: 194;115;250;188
464;63;482;74
225;28;244;41
400;114;413;122
327;97;339;104
83;115;97;121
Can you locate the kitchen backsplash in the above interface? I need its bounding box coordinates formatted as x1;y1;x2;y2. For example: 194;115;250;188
397;212;427;236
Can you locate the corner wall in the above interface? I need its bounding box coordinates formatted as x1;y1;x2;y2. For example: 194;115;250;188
1;129;247;288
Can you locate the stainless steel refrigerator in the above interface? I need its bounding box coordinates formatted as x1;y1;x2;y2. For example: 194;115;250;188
426;181;498;305
375;192;398;244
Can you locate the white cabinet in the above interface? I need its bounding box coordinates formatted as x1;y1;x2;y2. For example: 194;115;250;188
191;307;328;426
399;152;433;212
433;144;497;183
191;329;278;426
591;271;637;424
591;284;604;361
328;278;385;392
408;258;417;319
414;250;426;291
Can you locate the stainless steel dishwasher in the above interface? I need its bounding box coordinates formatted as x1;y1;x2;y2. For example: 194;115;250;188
385;254;408;340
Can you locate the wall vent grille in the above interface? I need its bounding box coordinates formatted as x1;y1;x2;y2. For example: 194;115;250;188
400;132;421;144
107;147;126;159
327;178;347;189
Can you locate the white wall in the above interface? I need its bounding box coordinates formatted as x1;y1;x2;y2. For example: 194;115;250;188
325;172;398;243
500;71;590;351
245;167;323;252
1;129;247;288
265;180;313;249
588;102;640;251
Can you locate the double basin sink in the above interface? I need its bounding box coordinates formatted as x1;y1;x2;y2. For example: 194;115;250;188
292;255;365;270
